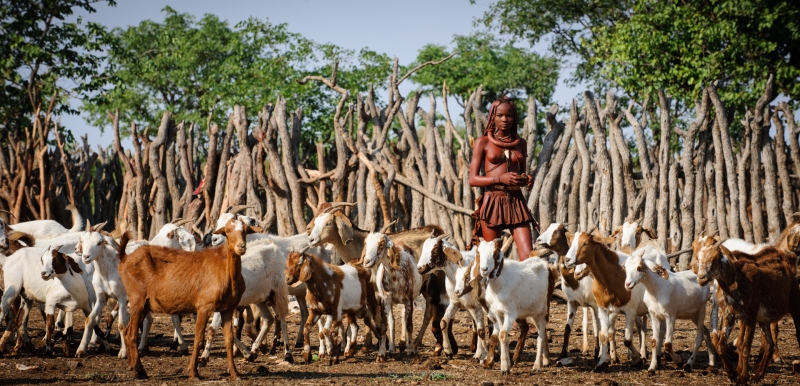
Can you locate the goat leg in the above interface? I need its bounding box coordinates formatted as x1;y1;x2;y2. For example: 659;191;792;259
221;310;242;381
512;318;529;365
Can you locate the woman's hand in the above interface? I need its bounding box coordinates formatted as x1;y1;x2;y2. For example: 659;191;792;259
497;172;525;186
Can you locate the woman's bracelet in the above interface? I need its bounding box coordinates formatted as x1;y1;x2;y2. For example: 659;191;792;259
492;176;498;184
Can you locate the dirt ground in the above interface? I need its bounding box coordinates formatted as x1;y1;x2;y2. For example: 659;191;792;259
1;287;798;385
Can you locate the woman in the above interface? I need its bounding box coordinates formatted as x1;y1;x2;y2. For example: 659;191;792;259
469;96;539;261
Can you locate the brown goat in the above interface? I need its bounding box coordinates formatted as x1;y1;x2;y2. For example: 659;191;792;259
117;217;259;380
284;250;382;364
696;243;800;385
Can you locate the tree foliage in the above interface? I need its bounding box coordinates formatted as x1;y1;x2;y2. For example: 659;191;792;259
83;7;392;143
590;0;800;113
409;31;559;107
0;0;113;135
479;0;800;114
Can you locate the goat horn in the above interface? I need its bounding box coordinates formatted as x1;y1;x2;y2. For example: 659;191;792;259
379;220;397;234
173;218;193;227
192;225;204;236
86;219;92;231
323;202;356;213
228;205;253;214
299;245;311;255
436;233;449;242
710;229;720;238
0;209;16;219
171;217;183;224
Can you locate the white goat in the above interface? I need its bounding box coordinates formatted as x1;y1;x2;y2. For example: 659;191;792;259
473;239;555;373
623;250;714;374
9;205;82;240
535;223;599;359
416;235;487;361
199;239;293;364
0;246;105;355
362;229;423;357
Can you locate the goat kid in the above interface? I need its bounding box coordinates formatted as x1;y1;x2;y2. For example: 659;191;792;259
624;250;714;374
285;249;383;364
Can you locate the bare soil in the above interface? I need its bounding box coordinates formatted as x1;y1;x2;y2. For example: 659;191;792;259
1;288;798;385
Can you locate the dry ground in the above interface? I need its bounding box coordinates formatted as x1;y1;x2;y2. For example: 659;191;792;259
0;287;798;385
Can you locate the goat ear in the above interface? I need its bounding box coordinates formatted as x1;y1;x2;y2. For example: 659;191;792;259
565;232;574;245
787;231;800;254
66;255;83;274
334;212;353;245
167;230;175;239
651;264;669;280
610;226;621;238
594;235;617;246
247;225;264;235
443;247;464;266
298;259;312;282
212;227;226;235
719;245;736;261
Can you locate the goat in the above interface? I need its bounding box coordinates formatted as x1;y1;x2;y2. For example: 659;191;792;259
210;208;330;351
117;216;257;380
535;223;599;360
362;222;424;358
9;204;82;240
199;239;292;365
417;234;487;361
696;242;800;384
623;249;715;374
0;246;106;355
564;232;649;371
285;248;383;365
609;220;656;254
307;202;444;352
468;238;555;374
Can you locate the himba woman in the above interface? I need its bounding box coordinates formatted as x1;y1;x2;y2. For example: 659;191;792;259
469;96;540;261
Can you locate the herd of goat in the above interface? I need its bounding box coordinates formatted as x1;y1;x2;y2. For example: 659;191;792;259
1;202;799;385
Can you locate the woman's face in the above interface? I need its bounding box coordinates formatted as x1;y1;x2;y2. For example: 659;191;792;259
493;102;515;132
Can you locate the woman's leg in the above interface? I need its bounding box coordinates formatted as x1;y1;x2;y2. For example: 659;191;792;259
512;223;533;261
481;224;503;243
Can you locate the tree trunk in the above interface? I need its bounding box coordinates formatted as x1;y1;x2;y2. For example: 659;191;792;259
585;91;612;235
708;83;742;238
772;111;795;223
657;90;672;248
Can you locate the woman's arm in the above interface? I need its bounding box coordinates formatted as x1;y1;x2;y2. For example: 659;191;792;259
469;137;497;188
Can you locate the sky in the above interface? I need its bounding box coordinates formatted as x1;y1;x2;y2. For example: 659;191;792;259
63;0;586;147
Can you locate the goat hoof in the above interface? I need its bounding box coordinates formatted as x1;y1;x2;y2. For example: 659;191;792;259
53;331;63;341
647;369;656;377
284;353;294;364
134;370;149;380
631;358;643;368
592;362;609;372
169;340;179;351
683;363;692;373
433;346;443;356
197;357;208;368
245;353;256;362
483;362;493;370
294;341;304;349
344;350;355;358
376;354;386;363
501;370;510;375
75;350;85;358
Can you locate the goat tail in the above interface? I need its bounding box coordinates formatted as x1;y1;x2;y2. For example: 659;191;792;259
66;204;83;232
118;231;133;261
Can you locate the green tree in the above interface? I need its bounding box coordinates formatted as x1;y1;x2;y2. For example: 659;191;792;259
476;0;632;86
590;0;800;114
0;0;114;135
409;31;559;107
83;7;391;145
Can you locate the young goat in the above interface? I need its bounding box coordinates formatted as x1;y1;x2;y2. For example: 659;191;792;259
609;220;656;254
696;242;800;385
469;238;556;374
0;246;106;355
417;234;486;361
362;222;424;358
117;216;257;380
624;250;714;375
564;232;649;371
285;248;382;365
535;223;599;360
